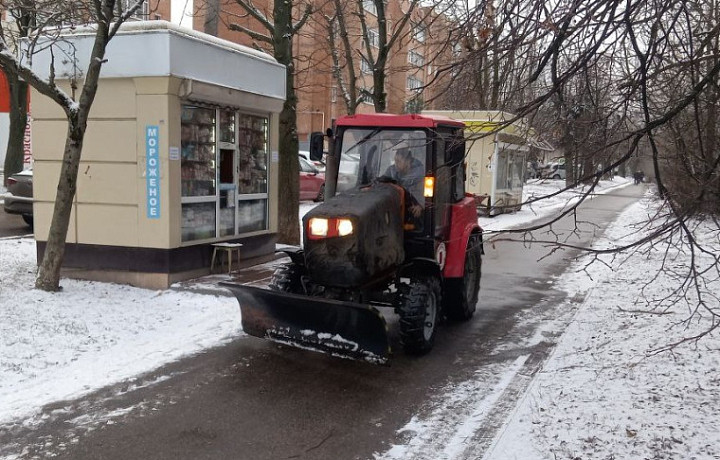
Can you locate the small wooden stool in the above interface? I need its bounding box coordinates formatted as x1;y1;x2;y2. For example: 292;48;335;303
210;243;243;274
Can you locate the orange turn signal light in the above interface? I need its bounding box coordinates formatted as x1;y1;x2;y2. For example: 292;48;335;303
423;176;434;197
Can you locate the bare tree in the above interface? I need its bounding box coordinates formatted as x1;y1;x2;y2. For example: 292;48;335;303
438;0;543;111
322;0;450;113
462;0;720;337
224;0;312;244
544;55;628;185
0;0;146;291
323;0;360;114
0;0;90;183
357;0;416;112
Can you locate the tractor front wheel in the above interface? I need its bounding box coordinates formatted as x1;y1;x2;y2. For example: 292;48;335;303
397;276;441;355
269;263;304;294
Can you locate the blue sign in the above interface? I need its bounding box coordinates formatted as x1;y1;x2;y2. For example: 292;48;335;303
146;125;160;219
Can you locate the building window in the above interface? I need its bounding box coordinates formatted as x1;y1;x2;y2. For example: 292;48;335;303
361;57;373;74
404;96;424;114
408;50;424;67
181;105;269;242
453;43;462;57
122;0;148;20
362;0;377;16
413;24;426;43
360;91;374;104
407;76;423;91
367;28;380;48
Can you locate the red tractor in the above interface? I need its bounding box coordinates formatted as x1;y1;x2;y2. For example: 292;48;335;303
222;113;483;364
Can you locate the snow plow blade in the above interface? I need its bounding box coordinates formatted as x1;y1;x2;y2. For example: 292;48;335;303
220;282;390;365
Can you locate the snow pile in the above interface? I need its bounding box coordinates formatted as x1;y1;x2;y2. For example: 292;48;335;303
0;238;242;424
486;194;720;459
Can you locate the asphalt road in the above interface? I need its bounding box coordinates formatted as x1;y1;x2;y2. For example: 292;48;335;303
0;203;32;238
0;184;646;460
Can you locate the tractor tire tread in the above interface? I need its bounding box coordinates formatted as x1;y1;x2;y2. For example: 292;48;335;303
397;277;441;355
269;263;304;294
444;238;482;321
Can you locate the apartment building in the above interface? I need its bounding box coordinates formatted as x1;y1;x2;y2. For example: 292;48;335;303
162;0;456;145
1;0;457;161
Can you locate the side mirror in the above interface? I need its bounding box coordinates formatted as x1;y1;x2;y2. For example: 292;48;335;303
309;132;325;161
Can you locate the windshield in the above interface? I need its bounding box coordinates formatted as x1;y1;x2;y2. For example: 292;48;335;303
337;128;428;199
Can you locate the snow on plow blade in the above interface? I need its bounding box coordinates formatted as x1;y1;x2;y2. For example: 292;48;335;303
220;282;391;365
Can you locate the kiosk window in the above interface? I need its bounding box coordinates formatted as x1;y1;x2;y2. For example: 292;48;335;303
181;105;270;243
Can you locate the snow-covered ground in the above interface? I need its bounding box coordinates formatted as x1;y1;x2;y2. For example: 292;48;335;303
375;186;720;460
484;196;720;459
2;176;719;459
0;241;242;425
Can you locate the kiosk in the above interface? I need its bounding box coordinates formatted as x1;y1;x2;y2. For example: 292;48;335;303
423;110;547;215
29;21;286;288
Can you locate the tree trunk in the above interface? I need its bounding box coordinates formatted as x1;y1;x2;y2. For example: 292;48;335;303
372;0;388;113
372;66;387;113
273;0;300;244
35;15;109;291
581;147;595;184
204;0;220;36
3;75;28;185
35;119;85;291
704;53;719;213
332;0;358;115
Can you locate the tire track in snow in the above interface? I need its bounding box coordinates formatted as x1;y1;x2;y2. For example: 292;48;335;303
375;353;544;460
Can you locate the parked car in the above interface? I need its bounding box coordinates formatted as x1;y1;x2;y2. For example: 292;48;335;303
539;162;566;180
3;169;33;227
299;156;325;201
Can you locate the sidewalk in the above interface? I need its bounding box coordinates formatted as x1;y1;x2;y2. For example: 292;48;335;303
170;252;288;296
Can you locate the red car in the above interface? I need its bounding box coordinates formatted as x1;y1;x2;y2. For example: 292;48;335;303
299;156;325;201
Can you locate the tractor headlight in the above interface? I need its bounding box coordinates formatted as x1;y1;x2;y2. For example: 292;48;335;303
309;218;329;237
337;218;354;237
307;217;354;239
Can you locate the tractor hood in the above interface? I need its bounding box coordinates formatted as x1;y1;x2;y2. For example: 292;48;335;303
302;182;405;287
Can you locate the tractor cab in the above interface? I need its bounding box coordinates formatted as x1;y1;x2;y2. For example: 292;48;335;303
311;114;468;258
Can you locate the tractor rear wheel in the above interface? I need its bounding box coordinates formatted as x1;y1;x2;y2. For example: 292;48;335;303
269;263;304;294
397;276;441;355
444;237;482;321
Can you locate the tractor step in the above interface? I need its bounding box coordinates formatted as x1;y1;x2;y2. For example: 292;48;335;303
220;282;391;364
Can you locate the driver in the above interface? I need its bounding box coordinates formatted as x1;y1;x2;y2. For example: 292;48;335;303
384;147;424;218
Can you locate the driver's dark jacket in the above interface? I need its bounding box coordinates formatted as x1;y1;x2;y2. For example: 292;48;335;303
383;159;425;204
